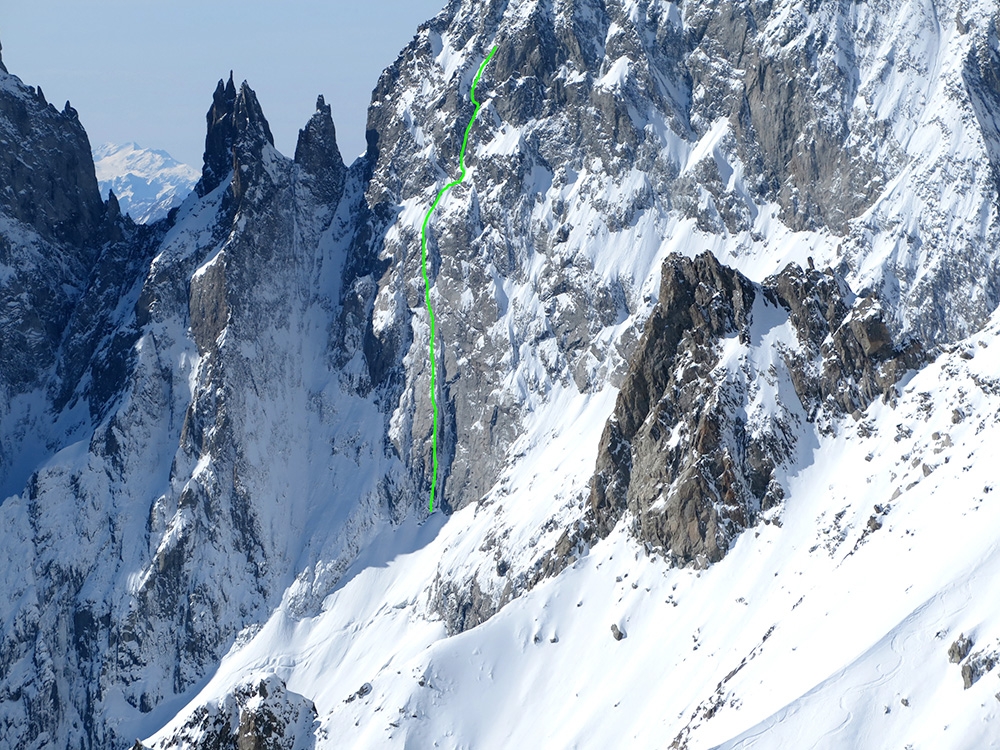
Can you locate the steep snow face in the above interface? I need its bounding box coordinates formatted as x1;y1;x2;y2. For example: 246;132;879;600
93;143;199;224
837;0;1000;343
439;324;1000;750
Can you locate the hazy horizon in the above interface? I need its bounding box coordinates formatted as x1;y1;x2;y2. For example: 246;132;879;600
2;0;444;168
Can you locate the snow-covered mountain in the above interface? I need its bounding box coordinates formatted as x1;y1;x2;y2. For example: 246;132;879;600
1;1;999;748
93;142;198;224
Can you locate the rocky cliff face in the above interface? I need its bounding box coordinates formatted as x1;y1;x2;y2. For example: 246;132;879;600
0;64;366;748
0;56;111;474
352;0;1000;527
1;103;110;392
1;0;999;747
133;676;318;750
345;0;1000;634
590;251;922;564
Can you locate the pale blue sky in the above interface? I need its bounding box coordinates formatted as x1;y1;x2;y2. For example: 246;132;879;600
2;1;444;166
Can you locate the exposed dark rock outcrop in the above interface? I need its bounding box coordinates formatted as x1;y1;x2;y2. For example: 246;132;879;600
198;73;239;197
0;70;104;249
590;252;922;564
949;634;973;663
0;52;129;491
187;77;284;356
960;648;998;689
963;17;1000;193
147;675;318;749
431;573;513;636
294;95;347;205
197;73;274;201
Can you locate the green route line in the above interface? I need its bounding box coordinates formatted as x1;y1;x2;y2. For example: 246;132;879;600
422;44;498;513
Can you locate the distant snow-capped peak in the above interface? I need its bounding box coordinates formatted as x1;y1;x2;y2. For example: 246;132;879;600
93;141;198;223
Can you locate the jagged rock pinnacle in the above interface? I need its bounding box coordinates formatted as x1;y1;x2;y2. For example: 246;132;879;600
294;93;346;203
197;74;239;196
235;80;274;147
196;74;274;198
0;38;7;74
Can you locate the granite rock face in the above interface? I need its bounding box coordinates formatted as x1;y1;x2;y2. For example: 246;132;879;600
289;0;999;638
199;73;238;197
352;0;1000;535
0;52;129;508
0;59;107;394
0;76;104;248
591;252;922;564
137;676;318;750
294;95;347;206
